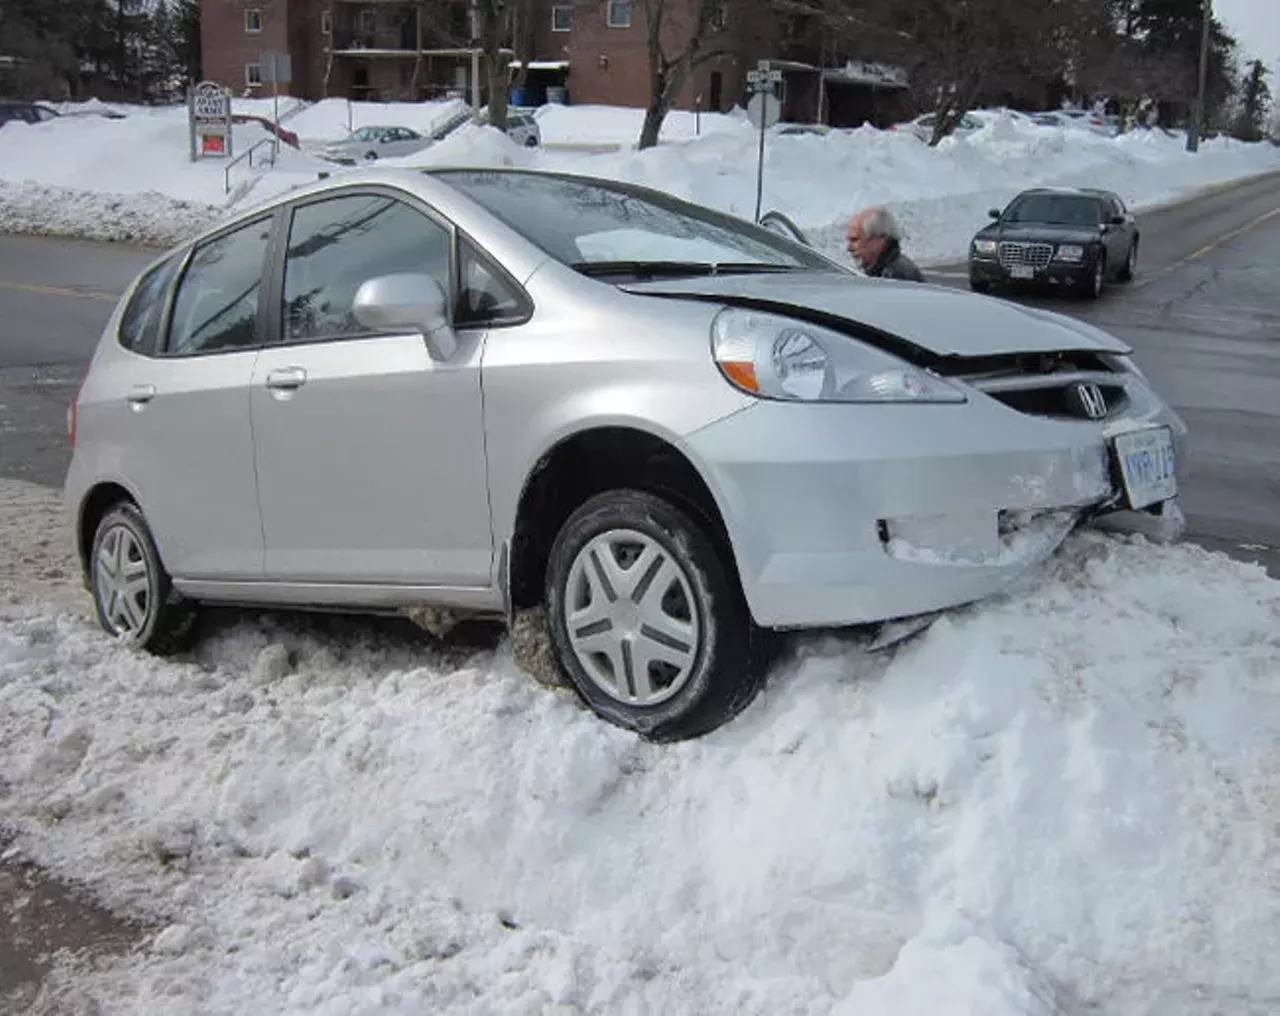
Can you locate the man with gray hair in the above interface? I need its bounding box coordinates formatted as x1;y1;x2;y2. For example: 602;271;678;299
846;205;924;282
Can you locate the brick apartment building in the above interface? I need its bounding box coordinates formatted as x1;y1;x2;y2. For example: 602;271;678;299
201;0;909;126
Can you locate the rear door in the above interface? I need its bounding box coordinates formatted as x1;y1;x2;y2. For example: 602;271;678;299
97;214;276;579
248;186;495;587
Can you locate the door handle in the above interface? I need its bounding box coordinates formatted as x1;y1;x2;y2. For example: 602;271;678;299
265;367;307;391
126;384;156;405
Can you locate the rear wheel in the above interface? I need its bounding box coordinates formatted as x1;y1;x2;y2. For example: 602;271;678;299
544;489;768;741
1117;240;1138;282
89;502;196;654
1084;255;1105;300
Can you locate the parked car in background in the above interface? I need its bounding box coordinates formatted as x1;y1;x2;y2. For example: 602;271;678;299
1034;109;1116;136
496;110;541;146
969;186;1139;298
65;168;1183;742
320;125;431;164
892;111;985;142
0;100;59;127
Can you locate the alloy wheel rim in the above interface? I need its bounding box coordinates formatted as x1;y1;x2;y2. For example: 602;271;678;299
93;524;153;637
563;529;701;707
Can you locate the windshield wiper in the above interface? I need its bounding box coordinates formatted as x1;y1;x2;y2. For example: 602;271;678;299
570;260;805;279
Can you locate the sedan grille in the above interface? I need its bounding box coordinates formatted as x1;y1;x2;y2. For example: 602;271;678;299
942;354;1128;421
984;381;1129;420
998;242;1054;269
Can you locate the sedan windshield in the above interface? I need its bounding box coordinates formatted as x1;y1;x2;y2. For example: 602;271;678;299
431;169;835;275
1003;194;1104;227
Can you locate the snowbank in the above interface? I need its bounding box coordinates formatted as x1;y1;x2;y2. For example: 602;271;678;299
2;102;1278;258
2;477;1279;1015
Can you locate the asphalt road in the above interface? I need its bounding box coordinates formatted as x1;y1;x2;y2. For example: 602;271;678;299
1;170;1278;577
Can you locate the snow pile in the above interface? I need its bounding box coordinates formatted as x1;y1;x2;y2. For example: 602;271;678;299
286;97;468;143
532;102;748;146
2;479;1279;1015
2;100;1278;257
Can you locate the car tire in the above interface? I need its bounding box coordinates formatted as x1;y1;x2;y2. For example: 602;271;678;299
1117;240;1137;282
544;488;769;741
364;151;378;161
89;501;196;655
969;278;992;294
1084;255;1105;300
524;136;538;147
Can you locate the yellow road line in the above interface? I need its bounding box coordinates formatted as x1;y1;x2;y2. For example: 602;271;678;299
1184;205;1280;261
0;280;120;302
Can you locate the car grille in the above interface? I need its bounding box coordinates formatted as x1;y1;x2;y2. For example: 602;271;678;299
998;242;1054;269
941;352;1128;421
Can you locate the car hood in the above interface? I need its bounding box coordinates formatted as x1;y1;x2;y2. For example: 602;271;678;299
979;225;1103;245
621;272;1131;359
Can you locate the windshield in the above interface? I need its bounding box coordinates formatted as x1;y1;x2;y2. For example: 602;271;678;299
1003;194;1103;227
430;170;835;274
351;127;381;142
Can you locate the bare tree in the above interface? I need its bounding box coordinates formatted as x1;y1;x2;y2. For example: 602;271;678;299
636;0;733;149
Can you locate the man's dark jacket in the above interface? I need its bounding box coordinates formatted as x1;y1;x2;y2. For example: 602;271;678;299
866;238;924;282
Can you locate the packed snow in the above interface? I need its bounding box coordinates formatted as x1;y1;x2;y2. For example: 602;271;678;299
1;476;1279;1014
2;99;1277;260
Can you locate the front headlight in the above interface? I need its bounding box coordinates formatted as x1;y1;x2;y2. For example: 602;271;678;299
711;307;967;404
973;239;997;256
1056;244;1085;262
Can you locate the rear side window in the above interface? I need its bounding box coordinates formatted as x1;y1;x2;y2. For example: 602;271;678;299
118;253;183;355
166;216;273;355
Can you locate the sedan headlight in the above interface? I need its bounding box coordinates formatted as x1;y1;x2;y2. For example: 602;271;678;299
711;307;967;404
972;239;997;256
1055;244;1085;262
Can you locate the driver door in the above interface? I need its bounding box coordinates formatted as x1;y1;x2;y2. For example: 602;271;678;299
249;188;493;588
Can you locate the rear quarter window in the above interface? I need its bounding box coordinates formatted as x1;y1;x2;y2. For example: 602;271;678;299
118;252;184;355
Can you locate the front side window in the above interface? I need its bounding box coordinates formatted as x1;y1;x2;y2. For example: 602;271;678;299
607;0;631;28
281;192;452;343
167;216;273;356
552;4;571;31
433;170;833;273
119;253;183;355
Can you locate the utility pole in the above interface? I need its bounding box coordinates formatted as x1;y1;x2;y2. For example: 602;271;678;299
1187;0;1212;152
470;0;481;120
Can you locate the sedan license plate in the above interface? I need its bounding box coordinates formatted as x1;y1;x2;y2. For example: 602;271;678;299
1112;426;1177;509
1010;264;1035;280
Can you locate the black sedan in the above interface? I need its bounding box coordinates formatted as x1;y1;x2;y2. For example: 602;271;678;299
968;187;1139;299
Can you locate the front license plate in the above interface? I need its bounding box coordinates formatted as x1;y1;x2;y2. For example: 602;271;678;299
1112;426;1178;509
1010;264;1035;280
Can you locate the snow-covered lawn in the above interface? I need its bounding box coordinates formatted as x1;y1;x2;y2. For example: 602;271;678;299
2;476;1279;1014
1;99;1277;260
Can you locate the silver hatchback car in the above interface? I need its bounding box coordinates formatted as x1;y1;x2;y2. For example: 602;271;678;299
65;167;1187;740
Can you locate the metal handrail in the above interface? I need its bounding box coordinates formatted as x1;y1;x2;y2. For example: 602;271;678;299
224;136;278;194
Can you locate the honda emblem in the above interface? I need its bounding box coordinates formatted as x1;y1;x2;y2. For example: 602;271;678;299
1074;383;1108;419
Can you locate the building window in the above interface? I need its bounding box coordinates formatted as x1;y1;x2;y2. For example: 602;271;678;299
320;10;332;35
606;0;630;28
246;62;262;87
359;9;376;34
245;8;262;33
552;4;572;31
711;2;728;30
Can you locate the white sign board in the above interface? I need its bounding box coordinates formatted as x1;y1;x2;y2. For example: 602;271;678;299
188;80;233;162
747;91;781;129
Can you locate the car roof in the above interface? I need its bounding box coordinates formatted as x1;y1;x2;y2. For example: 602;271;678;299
1014;186;1113;200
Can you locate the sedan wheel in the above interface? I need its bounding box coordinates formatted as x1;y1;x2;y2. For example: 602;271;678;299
1085;257;1105;300
545;489;768;741
1118;241;1138;282
89;502;195;654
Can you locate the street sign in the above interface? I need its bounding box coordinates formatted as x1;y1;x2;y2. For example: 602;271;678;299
747;69;783;86
260;51;292;85
188;80;233;162
747;91;781;129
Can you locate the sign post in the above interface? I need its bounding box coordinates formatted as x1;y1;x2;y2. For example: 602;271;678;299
188;81;233;162
260;51;293;161
746;61;783;223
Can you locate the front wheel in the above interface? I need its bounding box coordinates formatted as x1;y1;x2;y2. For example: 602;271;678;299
1084;256;1105;300
544;489;767;741
89;502;196;654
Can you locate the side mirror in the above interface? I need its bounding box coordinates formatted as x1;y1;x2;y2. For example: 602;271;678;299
1109;214;1125;225
988;208;1001;219
352;273;457;360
